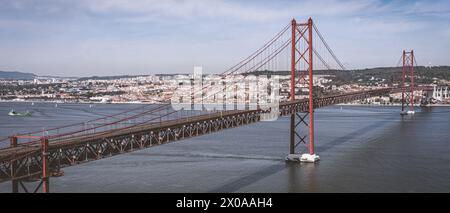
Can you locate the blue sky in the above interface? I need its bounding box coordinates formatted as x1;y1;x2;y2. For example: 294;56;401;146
0;0;449;76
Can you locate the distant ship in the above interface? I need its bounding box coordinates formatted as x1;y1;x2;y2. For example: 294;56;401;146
8;109;33;117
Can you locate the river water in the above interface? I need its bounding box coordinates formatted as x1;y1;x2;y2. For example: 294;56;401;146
0;102;449;192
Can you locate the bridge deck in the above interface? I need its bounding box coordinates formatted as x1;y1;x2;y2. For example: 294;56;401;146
0;109;254;160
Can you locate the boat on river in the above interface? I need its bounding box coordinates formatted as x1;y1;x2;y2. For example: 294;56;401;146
8;109;33;117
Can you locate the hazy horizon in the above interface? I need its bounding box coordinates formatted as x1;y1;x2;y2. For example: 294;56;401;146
1;0;450;77
4;65;450;79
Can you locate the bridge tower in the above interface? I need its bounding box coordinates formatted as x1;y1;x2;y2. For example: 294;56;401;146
401;50;415;115
286;18;319;163
8;136;50;193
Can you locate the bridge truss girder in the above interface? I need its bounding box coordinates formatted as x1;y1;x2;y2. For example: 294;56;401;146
0;110;262;192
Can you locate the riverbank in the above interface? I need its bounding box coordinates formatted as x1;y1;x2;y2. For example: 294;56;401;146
0;100;164;105
1;99;449;107
337;103;450;107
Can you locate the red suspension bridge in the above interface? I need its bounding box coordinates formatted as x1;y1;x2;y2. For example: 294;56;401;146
0;18;432;193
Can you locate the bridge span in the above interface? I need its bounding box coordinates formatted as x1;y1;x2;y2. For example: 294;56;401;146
0;17;430;193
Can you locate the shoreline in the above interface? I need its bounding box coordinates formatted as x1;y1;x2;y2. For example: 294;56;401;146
336;103;450;107
1;100;449;107
0;100;164;105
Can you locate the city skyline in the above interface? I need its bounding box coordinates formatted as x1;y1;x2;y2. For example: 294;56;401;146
1;0;450;77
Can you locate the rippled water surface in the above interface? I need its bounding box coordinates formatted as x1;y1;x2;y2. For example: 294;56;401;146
1;102;449;192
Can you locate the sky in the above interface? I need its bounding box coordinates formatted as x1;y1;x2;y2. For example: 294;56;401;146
0;0;449;77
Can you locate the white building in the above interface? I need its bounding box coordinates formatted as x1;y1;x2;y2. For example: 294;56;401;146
433;86;450;102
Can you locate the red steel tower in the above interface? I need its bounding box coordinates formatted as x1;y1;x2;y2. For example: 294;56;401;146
401;50;415;115
287;18;319;162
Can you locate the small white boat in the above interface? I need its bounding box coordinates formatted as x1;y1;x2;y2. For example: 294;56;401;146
8;109;32;117
400;110;415;115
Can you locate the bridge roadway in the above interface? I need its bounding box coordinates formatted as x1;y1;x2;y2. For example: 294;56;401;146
0;87;426;182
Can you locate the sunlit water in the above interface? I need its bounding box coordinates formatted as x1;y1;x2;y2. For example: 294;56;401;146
1;102;449;192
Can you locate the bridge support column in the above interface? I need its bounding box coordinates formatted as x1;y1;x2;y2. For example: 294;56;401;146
10;136;18;193
7;136;51;193
190;78;195;111
41;137;50;193
401;50;415;115
234;83;238;110
289;113;295;155
286;18;319;163
222;81;226;111
245;81;249;111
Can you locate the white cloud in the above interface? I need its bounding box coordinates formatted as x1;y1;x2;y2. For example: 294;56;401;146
350;17;428;35
78;0;379;23
1;0;450;75
80;0;283;21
